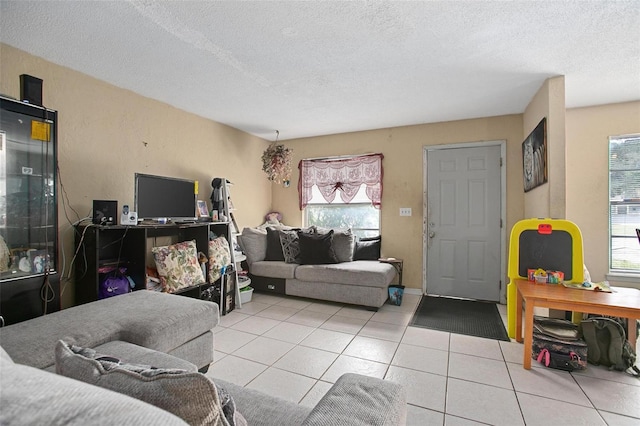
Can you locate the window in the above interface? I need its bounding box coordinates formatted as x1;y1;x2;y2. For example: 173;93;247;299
304;185;380;238
299;153;383;238
609;135;640;273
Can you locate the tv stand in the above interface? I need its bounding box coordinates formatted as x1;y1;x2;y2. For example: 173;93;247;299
74;221;235;315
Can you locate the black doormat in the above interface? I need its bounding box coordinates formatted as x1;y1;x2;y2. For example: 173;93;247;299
409;296;510;341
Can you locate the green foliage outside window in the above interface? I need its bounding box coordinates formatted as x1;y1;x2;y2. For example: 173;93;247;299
305;203;379;238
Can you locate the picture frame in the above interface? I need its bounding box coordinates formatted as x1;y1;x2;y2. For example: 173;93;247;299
522;117;547;192
196;200;209;218
28;249;49;273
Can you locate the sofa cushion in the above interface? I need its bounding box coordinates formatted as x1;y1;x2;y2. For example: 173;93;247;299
92;341;198;372
265;227;286;261
239;227;267;265
0;291;218;369
298;230;338;265
312;227;356;263
152;240;205;293
208;236;231;282
55;341;234;426
0;345;13;365
214;377;311;426
295;261;395;288
353;236;381;260
332;229;356;262
250;261;298;279
1;361;187;426
302;373;406;426
279;229;302;263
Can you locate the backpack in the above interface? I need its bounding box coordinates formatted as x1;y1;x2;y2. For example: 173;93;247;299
532;316;588;371
99;268;134;299
580;317;640;377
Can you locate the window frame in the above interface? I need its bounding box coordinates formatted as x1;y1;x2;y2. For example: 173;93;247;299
303;183;381;237
608;133;640;275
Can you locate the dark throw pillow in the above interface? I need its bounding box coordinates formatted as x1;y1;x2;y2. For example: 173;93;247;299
353;235;381;260
265;227;285;261
298;230;339;265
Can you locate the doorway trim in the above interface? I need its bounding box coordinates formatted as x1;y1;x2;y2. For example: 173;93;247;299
422;140;507;304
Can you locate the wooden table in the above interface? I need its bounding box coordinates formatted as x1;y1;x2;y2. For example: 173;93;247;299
379;258;403;286
515;279;640;369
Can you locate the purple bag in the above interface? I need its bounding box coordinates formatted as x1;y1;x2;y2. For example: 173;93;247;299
99;268;132;299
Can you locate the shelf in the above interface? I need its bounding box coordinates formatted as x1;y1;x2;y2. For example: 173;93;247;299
234;253;246;263
170;282;208;295
238;276;251;290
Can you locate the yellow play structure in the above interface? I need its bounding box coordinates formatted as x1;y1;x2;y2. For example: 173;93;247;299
506;218;585;338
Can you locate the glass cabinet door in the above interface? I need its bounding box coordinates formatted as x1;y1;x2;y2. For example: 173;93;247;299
0;97;57;282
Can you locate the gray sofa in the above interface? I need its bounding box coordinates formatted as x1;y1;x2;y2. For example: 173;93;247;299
0;290;406;425
239;227;397;309
0;290;217;372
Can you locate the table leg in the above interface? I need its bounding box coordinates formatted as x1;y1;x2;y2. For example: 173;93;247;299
523;300;535;369
629;318;637;349
515;290;523;343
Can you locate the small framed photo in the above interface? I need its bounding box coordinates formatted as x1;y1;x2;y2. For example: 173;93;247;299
196;200;209;218
28;249;49;273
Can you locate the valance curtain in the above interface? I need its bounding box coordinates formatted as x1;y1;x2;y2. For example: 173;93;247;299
298;153;384;210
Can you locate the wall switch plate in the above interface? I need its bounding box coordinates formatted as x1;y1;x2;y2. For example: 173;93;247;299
400;207;412;216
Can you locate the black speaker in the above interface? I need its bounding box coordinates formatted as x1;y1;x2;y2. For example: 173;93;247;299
20;74;43;106
93;200;118;226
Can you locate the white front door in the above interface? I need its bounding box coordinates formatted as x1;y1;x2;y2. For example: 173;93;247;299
425;144;502;302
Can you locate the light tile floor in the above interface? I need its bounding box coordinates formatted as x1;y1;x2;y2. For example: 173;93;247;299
207;292;640;425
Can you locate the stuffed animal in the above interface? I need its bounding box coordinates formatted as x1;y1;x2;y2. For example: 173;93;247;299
256;212;284;230
265;211;282;225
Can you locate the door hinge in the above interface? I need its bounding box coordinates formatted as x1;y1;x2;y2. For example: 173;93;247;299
500;157;503;167
500;218;503;228
499;280;502;289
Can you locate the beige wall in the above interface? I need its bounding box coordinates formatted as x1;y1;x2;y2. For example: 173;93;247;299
522;76;566;219
4;42;636;304
274;116;525;293
566;101;640;284
1;44;272;307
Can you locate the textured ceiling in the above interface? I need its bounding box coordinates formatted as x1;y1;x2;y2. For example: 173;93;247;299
1;1;639;141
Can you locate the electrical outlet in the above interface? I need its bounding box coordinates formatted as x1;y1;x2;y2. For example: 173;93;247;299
399;207;412;216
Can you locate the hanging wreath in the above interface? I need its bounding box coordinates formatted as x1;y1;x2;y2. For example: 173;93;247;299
261;132;293;184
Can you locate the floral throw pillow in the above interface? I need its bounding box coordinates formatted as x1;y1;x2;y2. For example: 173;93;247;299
208;236;231;283
152;240;205;293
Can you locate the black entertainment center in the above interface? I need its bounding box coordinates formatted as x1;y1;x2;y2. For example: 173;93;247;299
75;172;237;315
74;221;236;314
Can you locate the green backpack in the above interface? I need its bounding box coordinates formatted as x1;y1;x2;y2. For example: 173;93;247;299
580;317;639;377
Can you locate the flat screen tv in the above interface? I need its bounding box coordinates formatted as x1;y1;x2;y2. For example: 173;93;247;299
135;173;197;222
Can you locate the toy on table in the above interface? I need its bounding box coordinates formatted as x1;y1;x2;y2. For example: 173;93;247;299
528;268;564;284
562;280;612;292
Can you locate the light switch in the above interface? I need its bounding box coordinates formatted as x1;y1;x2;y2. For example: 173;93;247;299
400;208;412;216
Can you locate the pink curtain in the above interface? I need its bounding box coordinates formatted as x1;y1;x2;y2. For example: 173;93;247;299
298;153;384;210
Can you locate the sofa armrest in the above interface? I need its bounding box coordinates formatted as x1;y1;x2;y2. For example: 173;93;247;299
302;373;406;426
